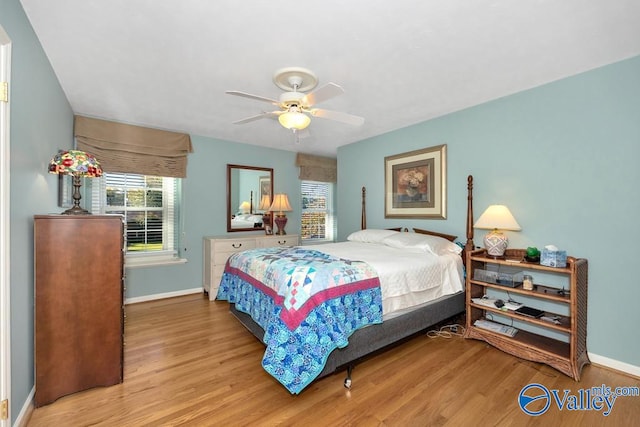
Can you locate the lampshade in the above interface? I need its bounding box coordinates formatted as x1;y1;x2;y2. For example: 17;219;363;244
48;150;103;178
278;109;311;130
269;193;292;235
474;205;521;257
238;201;251;213
48;150;103;215
258;194;272;211
269;194;292;215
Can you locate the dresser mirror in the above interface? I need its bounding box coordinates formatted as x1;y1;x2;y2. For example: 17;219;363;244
227;164;273;232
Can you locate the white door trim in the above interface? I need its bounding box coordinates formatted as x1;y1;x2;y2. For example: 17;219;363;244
0;24;12;427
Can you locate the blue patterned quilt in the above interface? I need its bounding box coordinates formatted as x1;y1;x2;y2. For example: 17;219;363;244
216;246;382;394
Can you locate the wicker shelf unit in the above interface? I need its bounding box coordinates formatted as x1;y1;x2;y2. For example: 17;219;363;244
464;248;589;380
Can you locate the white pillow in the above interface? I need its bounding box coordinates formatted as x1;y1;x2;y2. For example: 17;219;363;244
382;232;462;256
347;229;399;243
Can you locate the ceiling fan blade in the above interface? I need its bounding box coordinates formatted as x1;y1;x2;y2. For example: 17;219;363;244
302;83;344;107
232;111;280;125
309;108;364;126
226;91;280;105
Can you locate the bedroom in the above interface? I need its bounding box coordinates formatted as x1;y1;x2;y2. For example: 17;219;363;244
2;1;640;425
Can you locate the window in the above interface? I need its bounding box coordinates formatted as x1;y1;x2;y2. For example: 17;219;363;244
91;172;184;266
300;181;335;243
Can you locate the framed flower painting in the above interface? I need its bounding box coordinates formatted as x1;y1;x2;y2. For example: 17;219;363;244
384;144;447;219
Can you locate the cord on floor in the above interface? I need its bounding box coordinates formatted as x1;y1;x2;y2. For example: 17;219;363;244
426;323;466;339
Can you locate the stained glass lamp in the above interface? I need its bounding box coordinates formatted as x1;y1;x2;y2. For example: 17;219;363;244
48;150;103;215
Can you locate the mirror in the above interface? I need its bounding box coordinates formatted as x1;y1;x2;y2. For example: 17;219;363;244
227;164;273;232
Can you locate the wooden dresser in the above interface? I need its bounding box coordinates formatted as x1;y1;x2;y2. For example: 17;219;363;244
34;215;125;407
203;234;299;300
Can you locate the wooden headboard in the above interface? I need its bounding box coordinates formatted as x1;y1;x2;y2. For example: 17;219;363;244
413;228;457;242
360;175;475;258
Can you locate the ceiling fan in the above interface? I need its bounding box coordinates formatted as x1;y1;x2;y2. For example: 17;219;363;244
226;67;364;133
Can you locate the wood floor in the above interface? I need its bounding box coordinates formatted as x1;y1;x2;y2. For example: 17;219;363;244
28;293;639;426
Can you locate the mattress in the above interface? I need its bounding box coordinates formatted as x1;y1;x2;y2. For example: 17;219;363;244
303;241;464;318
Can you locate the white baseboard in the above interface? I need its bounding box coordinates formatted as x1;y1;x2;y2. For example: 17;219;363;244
125;287;203;305
589;352;640;378
14;387;34;427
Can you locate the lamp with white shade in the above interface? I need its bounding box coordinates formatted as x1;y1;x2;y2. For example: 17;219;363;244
259;194;272;230
238;201;251;214
473;205;521;258
269;193;292;235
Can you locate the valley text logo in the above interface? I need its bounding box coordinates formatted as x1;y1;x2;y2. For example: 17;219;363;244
518;383;639;416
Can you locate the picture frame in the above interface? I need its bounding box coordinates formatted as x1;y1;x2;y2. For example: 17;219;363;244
58;174;73;208
384;144;447;219
259;176;270;202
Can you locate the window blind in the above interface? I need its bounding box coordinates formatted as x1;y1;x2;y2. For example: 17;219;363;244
301;181;335;242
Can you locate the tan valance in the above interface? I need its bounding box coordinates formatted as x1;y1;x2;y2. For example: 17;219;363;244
295;153;337;183
74;115;193;178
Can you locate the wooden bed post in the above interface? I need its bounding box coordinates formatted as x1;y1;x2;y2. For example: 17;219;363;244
361;186;367;230
464;175;475;258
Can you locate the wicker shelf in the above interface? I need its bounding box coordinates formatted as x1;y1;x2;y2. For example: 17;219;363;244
464;248;589;380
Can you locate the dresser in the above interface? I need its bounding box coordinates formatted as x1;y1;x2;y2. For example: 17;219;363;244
34;215;124;407
203;234;299;300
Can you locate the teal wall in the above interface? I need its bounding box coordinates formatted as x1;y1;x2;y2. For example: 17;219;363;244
337;55;640;369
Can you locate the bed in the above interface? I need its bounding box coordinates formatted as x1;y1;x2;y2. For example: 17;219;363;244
230;213;264;229
216;175;476;393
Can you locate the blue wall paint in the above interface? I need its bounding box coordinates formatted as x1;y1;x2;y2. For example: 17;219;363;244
337;55;640;368
1;1;75;421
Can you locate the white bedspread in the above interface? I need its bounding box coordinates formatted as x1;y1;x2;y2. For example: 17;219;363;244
303;241;464;318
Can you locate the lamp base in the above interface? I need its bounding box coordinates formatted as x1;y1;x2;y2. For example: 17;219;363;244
484;229;508;258
62;206;91;215
62;175;91;215
274;214;288;235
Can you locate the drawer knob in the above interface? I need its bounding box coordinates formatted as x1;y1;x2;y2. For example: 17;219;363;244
232;243;242;248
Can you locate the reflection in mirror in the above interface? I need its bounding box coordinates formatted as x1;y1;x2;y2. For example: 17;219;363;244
227;164;273;232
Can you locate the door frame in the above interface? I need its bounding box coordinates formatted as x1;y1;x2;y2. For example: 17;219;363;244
0;24;12;427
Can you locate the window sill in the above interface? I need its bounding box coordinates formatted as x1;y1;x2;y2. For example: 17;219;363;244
125;257;188;269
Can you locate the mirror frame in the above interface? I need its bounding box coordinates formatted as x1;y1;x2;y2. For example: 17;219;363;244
227;164;274;232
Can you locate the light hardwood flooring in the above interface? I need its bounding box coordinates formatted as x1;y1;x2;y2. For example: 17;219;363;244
28;293;639;426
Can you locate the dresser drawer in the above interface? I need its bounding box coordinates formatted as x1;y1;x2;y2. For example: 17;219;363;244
213;251;240;265
213;239;256;254
258;235;299;248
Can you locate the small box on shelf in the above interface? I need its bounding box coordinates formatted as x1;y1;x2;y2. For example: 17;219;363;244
541;249;567;267
474;268;523;288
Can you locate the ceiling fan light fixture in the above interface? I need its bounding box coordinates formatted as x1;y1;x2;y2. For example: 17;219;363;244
278;110;311;130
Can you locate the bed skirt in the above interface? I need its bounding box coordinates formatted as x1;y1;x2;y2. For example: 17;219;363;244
228;290;464;382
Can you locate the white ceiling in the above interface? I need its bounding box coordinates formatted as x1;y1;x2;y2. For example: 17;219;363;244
20;0;640;157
